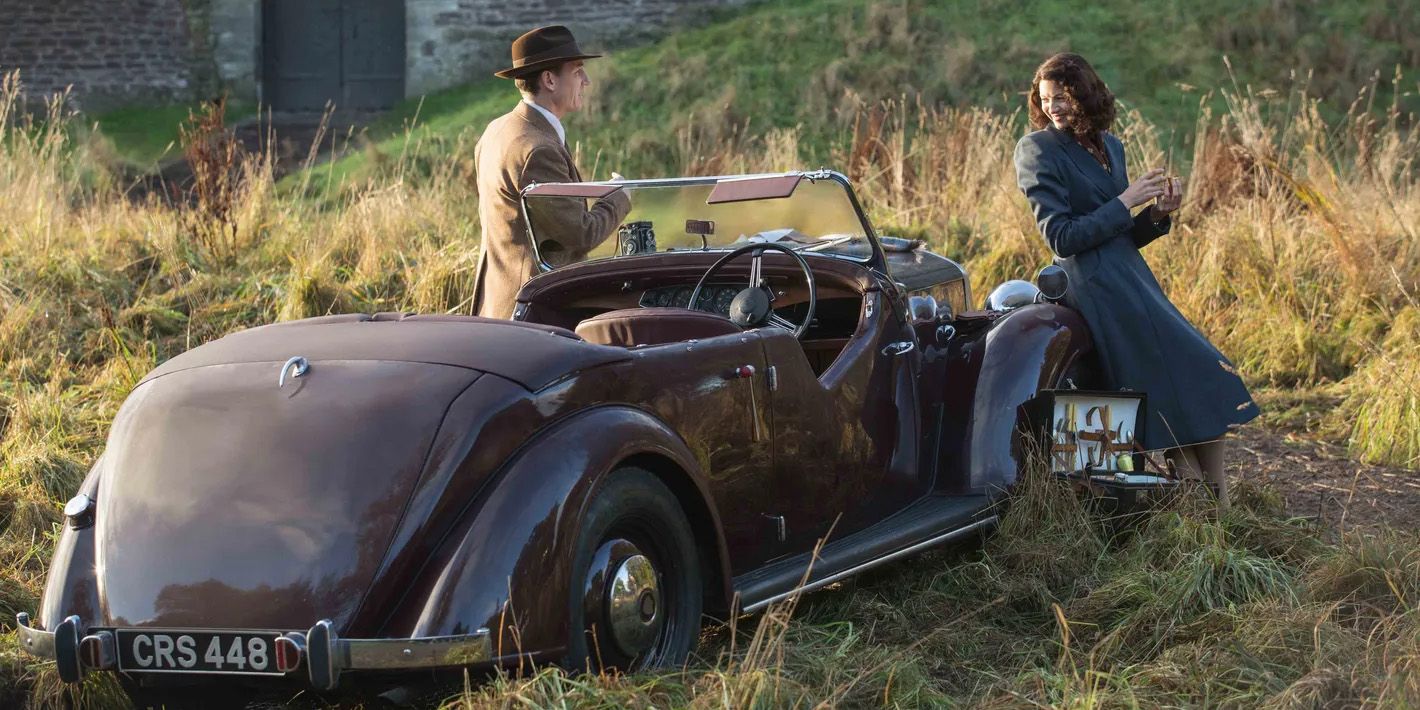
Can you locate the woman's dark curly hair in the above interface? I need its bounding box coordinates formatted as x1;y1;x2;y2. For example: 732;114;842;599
1028;53;1116;141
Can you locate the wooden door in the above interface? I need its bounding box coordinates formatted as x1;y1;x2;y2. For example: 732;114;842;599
262;0;405;112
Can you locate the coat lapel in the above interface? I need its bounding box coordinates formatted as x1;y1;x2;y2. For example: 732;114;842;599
515;101;559;142
514;101;580;180
1107;138;1128;191
1050;127;1120;201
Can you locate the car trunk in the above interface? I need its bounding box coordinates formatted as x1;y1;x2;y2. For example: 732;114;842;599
94;358;481;633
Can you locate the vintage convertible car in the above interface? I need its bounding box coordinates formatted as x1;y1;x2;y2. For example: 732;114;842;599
18;170;1152;703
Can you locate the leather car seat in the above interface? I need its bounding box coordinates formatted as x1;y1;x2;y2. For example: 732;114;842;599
575;307;743;348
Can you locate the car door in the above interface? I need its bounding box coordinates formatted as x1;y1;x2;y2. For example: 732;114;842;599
631;329;784;573
759;285;925;555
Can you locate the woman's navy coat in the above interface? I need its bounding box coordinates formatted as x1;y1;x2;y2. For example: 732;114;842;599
1014;126;1258;449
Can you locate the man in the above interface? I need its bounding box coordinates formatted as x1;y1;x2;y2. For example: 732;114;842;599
472;25;632;319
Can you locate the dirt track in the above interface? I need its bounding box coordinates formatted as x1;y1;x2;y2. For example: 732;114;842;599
1232;424;1420;530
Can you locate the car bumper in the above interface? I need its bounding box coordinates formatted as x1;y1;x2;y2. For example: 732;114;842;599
15;613;492;690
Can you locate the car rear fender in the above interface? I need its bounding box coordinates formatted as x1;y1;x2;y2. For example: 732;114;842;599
38;456;105;631
398;405;731;663
938;303;1091;494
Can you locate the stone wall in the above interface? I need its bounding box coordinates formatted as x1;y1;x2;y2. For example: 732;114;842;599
0;0;199;111
403;0;748;97
208;0;257;100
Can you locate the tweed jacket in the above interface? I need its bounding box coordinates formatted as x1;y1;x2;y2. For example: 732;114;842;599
472;102;631;319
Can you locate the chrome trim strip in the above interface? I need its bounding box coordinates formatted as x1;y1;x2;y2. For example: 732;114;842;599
306;619;493;691
16;613;56;660
342;631;494;670
740;516;998;614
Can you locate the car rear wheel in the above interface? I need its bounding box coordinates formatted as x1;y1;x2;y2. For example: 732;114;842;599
565;467;702;673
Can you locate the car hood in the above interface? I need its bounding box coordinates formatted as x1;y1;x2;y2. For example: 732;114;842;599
94;314;628;632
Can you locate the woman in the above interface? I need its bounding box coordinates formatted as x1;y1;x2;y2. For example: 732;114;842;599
1013;52;1258;507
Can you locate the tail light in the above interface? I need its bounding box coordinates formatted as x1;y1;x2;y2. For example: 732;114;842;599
79;631;115;670
274;633;306;673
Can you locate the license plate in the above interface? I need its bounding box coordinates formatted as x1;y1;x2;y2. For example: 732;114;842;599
114;629;286;675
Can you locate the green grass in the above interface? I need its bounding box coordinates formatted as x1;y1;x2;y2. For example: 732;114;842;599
85;99;256;169
303;0;1420;191
295;78;512;192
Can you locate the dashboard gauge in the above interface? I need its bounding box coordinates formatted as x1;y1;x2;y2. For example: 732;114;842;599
714;288;735;314
642;286;744;312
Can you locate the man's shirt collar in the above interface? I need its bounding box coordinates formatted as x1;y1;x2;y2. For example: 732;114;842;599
522;98;565;145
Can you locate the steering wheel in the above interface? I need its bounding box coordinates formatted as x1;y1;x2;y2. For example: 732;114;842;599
688;242;817;338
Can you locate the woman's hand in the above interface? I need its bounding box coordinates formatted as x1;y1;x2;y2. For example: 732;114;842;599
1149;177;1183;221
1117;168;1167;209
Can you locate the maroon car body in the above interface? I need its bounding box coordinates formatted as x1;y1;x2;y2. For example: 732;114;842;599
19;171;1095;701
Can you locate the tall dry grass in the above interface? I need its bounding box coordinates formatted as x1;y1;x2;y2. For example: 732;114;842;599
831;79;1419;466
433;474;1420;708
0;63;1418;706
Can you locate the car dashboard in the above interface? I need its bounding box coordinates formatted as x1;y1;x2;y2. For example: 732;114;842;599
638;284;741;316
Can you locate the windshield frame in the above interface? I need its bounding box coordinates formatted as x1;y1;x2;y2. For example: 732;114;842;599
518;169;886;273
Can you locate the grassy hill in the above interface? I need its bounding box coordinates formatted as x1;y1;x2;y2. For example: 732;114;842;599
305;0;1419;189
85;0;1418;182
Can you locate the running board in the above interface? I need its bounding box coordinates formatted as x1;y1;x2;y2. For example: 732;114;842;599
734;496;997;613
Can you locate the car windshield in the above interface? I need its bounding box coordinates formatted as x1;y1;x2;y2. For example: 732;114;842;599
521;172;876;268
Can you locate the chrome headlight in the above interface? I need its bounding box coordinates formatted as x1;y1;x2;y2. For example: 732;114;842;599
985;280;1040;311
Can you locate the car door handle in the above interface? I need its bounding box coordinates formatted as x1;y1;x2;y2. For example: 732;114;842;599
881;341;915;356
730;364;763;442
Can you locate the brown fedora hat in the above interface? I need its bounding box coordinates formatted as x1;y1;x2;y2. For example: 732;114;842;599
495;25;602;79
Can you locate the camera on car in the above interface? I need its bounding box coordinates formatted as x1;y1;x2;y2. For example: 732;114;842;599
618;221;656;255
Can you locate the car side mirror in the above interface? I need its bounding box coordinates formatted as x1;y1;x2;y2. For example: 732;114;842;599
1036;265;1069;302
